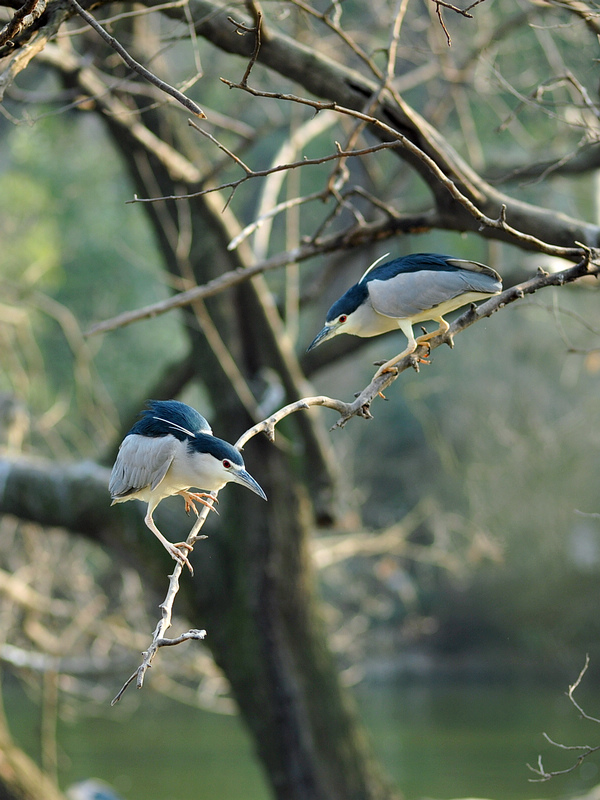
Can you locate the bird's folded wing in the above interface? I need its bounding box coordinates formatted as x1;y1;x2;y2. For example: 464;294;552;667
445;259;501;282
367;269;496;319
109;434;177;498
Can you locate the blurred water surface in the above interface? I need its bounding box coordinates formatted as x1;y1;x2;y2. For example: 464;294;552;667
6;679;600;800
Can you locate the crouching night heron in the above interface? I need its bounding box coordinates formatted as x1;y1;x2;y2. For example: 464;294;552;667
307;253;502;375
109;400;266;571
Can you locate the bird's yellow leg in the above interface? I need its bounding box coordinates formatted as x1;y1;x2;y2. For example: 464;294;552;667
178;490;218;515
374;343;418;378
144;511;194;575
415;317;449;345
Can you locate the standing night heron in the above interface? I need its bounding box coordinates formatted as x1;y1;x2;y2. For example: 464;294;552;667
109;400;266;571
307;253;502;375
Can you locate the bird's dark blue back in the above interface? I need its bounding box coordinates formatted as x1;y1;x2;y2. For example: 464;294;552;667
363;253;459;282
324;253;498;323
325;255;454;323
128;400;212;440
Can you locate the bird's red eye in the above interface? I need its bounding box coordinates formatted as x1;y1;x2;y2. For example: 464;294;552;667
222;459;232;469
339;315;347;323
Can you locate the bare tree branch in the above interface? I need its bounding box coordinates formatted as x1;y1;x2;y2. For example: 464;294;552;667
68;0;206;118
129;133;406;204
0;0;45;48
111;503;212;703
107;252;600;700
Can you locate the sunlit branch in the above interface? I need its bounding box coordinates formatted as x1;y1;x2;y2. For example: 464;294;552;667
228;192;325;251
0;0;46;47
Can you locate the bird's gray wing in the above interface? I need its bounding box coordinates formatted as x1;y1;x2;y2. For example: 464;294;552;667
367;268;499;319
109;434;177;498
445;259;502;283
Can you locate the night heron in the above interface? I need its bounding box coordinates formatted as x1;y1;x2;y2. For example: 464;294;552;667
307;253;502;375
109;400;266;571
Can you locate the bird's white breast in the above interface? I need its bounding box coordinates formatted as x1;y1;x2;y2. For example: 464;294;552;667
344;298;402;338
166;447;230;493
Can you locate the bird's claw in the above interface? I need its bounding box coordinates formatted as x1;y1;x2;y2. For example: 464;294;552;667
170;541;194;575
179;491;219;516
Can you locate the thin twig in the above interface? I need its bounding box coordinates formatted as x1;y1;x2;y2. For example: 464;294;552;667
230;9;262;87
433;1;453;46
528;655;600;781
189;121;252;171
567;654;600;723
129;137;406;205
227;190;327;251
69;0;206;118
289;0;384;81
111;502;213;704
429;0;489;46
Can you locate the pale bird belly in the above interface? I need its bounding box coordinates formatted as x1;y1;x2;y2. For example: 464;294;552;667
401;290;496;324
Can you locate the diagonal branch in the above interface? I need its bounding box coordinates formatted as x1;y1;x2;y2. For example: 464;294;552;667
0;0;46;48
69;0;206;118
238;250;599;437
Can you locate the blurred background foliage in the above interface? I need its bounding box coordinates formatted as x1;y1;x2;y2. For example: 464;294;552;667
1;99;599;678
1;0;600;795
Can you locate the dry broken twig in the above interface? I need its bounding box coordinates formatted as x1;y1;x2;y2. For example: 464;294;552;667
130;131;405;207
528;655;600;781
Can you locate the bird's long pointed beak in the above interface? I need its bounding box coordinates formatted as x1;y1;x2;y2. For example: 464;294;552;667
307;324;335;352
233;468;267;501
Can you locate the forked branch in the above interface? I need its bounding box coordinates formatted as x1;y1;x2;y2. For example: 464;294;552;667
528;655;600;781
111;500;214;704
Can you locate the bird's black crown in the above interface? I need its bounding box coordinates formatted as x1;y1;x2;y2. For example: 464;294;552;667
325;282;368;322
187;434;245;465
